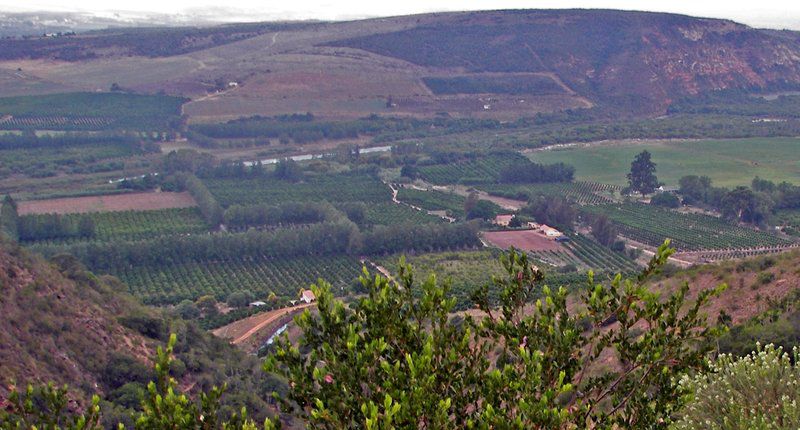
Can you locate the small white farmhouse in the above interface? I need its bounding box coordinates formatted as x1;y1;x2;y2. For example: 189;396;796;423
300;289;316;304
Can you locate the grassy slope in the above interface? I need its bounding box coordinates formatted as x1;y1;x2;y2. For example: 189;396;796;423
528;138;800;187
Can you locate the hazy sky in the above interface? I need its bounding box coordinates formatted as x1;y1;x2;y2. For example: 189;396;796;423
2;0;800;30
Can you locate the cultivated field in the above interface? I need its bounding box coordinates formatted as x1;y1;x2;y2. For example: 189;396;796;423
580;203;794;251
482;230;562;252
205;173;391;207
20;208;208;244
528;138;800;187
17;191;197;215
113;255;364;305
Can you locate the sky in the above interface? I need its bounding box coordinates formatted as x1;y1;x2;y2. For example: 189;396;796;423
2;0;800;30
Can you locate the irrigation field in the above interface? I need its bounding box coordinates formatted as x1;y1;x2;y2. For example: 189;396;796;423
418;153;526;185
20;208;208;244
363;202;444;227
395;188;467;218
479;181;619;205
580;203;794;251
113;255;365;305
205;173;391;207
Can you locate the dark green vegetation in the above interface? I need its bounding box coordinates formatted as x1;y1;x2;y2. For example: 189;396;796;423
361;202;444;227
395;187;469;219
378;238;639;311
422;74;567;95
678;175;800;227
559;233;635;270
377;250;506;310
580;203;792;251
627;150;660;195
22;163;482;306
776;209;800;236
0;92;185;130
0;132;160;179
668;90;800;118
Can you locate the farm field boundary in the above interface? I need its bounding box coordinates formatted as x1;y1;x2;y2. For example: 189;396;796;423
18;191;197;215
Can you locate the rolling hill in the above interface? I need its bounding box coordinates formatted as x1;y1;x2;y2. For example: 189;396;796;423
2;9;800;117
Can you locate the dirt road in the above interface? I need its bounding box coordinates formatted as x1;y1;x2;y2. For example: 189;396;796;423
213;303;313;345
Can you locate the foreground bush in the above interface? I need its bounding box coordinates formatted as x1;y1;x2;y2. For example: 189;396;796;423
266;242;726;429
673;344;800;430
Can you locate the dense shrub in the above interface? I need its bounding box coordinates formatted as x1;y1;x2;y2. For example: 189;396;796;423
674;344;800;430
651;192;681;208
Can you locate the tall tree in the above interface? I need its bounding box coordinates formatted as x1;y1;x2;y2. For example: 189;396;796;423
591;214;618;246
721;186;773;226
0;194;19;241
627;150;660;196
463;191;479;218
524;195;576;230
678;175;712;205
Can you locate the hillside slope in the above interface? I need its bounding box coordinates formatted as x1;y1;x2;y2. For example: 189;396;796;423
0;239;275;423
330;10;800;111
0;241;153;397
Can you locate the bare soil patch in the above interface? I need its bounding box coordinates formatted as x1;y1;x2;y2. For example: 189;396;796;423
18;191;197;215
483;229;562;252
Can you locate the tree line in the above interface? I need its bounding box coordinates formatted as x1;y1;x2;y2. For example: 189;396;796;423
1;196;97;242
190;114;501;144
175;173;223;226
17;213;96;242
0;195;18;240
0;131;159;152
34;220;480;272
678;175;800;226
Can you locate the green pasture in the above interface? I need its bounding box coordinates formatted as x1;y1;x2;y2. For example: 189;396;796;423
527;138;800;187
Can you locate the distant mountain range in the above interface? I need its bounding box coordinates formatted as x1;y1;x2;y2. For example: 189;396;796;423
0;11;239;37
